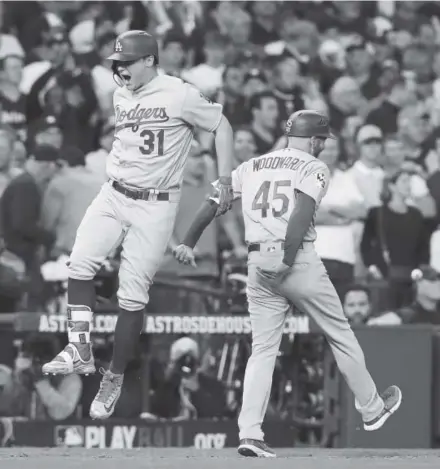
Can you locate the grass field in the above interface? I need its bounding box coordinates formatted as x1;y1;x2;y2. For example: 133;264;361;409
1;448;440;469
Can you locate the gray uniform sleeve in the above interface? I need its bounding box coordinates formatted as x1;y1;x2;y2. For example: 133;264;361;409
180;84;223;132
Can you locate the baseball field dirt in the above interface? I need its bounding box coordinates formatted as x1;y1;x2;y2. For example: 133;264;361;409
1;448;440;469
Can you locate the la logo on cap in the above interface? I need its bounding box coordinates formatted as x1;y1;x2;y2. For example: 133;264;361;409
115;40;123;52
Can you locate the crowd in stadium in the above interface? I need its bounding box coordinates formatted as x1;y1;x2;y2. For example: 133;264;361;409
0;0;440;424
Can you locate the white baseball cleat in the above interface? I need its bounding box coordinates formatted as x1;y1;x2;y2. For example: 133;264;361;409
364;385;402;431
89;368;124;420
238;439;276;458
42;343;95;375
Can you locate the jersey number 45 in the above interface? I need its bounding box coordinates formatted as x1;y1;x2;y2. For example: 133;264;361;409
252;180;292;218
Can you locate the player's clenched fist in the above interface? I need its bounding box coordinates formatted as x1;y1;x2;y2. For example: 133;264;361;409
216;176;234;215
173;244;197;267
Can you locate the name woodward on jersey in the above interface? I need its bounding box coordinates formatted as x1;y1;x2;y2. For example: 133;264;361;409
38;314;310;334
253;155;305;172
115;104;169;132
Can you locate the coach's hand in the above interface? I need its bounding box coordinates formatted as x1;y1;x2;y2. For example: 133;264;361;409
173;244;197;267
216;176;233;216
257;262;291;290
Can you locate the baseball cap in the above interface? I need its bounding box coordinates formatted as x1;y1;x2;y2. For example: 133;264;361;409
32;144;60;162
356;125;383;144
411;265;440;282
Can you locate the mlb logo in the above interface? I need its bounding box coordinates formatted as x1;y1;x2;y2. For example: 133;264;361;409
315;172;326;189
55;425;84;447
115;40;123;52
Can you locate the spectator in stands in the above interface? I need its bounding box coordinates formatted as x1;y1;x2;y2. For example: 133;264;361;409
28;115;63;151
224;8;257;66
0;145;59;310
398;104;433;162
271;57;305;126
425;136;440;218
10;140;27;178
366;77;416;136
342;284;372;325
249;1;279;46
384;135;437;219
328;76;367;132
242;68;268;101
315;137;366;297
361;170;430;309
182;31;227;98
249;91;279;155
151;337;226;419
0;124;15;197
159;31;188;78
1;334;82;419
345;38;382;101
216;65;248;129
347;125;385;210
0;46;27;143
233;127;257;166
40;146;102;256
369;265;440;326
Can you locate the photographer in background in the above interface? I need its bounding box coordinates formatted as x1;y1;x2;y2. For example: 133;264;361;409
150;337;226;420
1;334;82;420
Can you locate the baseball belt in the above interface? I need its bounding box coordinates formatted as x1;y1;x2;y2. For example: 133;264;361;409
111;180;170;201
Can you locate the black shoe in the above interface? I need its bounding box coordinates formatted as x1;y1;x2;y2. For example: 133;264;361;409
364;385;402;431
238;439;276;458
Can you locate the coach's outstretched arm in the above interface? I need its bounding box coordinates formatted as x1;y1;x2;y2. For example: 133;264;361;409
211;115;235;214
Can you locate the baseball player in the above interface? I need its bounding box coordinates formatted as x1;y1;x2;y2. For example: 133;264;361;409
42;30;235;419
174;111;402;458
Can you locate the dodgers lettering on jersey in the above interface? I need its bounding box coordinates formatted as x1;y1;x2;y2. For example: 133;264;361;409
212;148;330;244
107;75;223;190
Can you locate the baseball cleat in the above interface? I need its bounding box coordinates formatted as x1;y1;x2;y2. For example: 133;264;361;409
238;439;276;458
89;368;124;420
42;343;95;375
364;385;402;431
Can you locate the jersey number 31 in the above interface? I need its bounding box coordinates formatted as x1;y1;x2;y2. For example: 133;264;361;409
139;129;165;156
252;180;291;218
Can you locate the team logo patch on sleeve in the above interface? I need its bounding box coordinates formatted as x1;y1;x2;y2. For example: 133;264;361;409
315;172;326;189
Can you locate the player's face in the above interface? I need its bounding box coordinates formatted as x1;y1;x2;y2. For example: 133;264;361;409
343;290;371;324
116;57;151;91
309;136;326;157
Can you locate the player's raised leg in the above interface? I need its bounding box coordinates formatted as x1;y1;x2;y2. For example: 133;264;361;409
279;245;402;431
42;183;126;376
237;248;289;458
89;196;178;420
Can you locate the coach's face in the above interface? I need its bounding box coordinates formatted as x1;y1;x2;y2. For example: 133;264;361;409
309;136;326;157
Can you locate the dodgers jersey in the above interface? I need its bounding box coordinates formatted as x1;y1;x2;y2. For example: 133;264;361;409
107;75;223;190
213;148;330;244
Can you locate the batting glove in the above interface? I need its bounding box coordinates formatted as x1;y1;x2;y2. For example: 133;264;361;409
215;176;233;216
